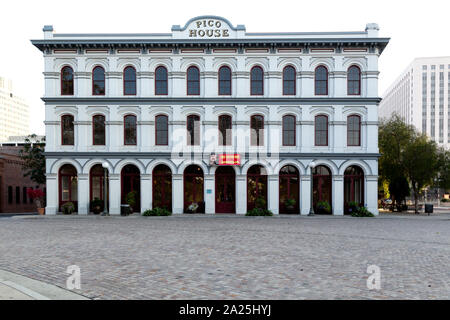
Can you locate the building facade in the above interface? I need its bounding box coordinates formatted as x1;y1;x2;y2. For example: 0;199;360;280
0;77;30;142
380;57;450;148
0;144;45;213
32;16;389;216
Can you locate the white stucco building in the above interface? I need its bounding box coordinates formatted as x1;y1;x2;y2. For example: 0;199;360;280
0;77;30;142
380;57;450;148
32;16;389;216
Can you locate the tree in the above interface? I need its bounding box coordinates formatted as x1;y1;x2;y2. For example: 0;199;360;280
403;133;440;213
379;115;415;211
437;148;450;191
19;134;46;185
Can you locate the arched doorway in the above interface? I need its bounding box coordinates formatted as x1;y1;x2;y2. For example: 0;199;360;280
215;166;235;213
247;165;268;211
153;164;172;211
279;165;299;214
313;165;332;214
121;164;140;213
184;165;204;213
59;164;78;212
89;164;109;212
344;165;364;214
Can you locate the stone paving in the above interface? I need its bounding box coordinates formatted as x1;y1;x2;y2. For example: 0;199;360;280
0;214;449;299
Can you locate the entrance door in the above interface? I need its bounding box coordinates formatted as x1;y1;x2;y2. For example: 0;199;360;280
184;165;204;213
313;165;332;214
215;166;235;213
247;165;268;211
279;165;299;214
59;164;78;212
153;164;172;211
121;164;140;212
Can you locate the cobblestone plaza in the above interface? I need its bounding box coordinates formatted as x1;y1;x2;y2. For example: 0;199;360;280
0;214;449;299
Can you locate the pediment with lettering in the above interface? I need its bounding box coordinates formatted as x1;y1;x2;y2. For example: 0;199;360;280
171;16;245;39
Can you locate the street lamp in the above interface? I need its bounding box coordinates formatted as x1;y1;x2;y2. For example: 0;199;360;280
308;161;316;216
101;162;110;216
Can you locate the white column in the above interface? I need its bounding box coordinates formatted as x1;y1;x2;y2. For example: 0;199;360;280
172;174;183;214
366;175;379;216
236;175;246;215
45;173;58;215
268;175;279;215
300;176;311;215
77;173;89;215
109;174;121;215
141;174;152;214
204;174;215;214
332;175;344;216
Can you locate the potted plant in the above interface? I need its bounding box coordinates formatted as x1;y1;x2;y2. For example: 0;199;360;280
61;202;75;215
347;201;360;214
27;188;45;215
316;201;331;214
90;198;103;214
284;198;296;210
125;191;137;214
187;202;199;213
255;197;266;209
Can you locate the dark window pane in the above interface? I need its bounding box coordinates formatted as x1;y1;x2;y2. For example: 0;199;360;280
218;115;232;145
187;115;200;145
123;67;136;95
155;115;168;145
315;115;328;146
61;66;74;95
124;115;137;145
251;115;264;146
347;115;361;146
283;66;296;95
92;66;105;95
155;66;168;95
218;66;232;95
251;67;264;95
282;115;296;146
348;66;361;95
61;115;74;145
187;66;200;95
93;115;105;145
315;66;328;95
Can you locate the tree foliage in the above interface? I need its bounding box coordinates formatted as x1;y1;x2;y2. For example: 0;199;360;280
379;114;442;213
19;134;46;185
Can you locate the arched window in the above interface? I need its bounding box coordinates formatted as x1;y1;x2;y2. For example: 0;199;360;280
250;66;264;95
187;114;200;145
123;66;136;95
155;114;168;146
247;165;268;211
124;115;137;145
218;66;232;95
153;164;172;211
313;165;332;214
282;115;296;146
283;66;296;95
92;115;105;145
315;115;328;146
218;114;232;146
61;66;74;95
61;114;74;145
92;66;105;95
348;65;361;95
187;66;200;95
59;164;78;211
315;66;328;95
250;115;264;146
347;115;361;146
155;66;168;95
344;166;364;213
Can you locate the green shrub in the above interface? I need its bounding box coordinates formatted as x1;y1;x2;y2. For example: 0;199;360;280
246;208;273;216
255;197;267;209
143;207;172;216
351;206;375;217
441;198;449;203
316;201;331;214
125;191;137;207
61;202;75;215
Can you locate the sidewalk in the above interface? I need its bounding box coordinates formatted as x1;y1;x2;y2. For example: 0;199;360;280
0;269;89;300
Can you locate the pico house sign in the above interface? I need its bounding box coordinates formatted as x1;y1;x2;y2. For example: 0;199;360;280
171;16;245;39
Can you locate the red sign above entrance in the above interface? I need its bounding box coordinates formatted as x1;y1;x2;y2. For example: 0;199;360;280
218;154;241;166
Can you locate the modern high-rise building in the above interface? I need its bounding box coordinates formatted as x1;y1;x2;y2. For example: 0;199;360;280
0;77;30;142
380;57;450;148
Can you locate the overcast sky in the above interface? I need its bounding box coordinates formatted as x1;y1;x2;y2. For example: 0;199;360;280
1;0;449;135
